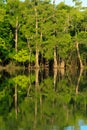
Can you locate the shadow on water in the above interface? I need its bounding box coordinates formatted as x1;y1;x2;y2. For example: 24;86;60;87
0;68;87;129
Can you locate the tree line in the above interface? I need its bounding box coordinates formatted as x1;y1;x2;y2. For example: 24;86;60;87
0;0;87;69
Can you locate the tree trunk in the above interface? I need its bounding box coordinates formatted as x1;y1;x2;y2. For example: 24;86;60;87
54;47;58;68
36;47;39;68
54;68;57;91
35;69;39;87
15;16;18;53
35;8;39;68
76;41;83;68
60;59;65;68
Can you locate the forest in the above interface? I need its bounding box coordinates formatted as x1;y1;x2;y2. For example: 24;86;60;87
0;0;87;69
1;1;87;129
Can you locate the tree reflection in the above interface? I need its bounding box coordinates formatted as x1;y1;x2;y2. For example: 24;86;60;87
14;83;18;118
0;69;87;129
76;68;83;94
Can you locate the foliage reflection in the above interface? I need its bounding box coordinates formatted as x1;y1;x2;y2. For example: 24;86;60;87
0;69;87;130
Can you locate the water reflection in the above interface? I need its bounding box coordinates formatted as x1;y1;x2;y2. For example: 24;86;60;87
64;125;87;130
64;126;74;130
80;126;87;130
0;68;87;130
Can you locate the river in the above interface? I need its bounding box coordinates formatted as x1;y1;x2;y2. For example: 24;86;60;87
0;68;87;130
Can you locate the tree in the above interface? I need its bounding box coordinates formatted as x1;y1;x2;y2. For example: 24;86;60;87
6;0;25;53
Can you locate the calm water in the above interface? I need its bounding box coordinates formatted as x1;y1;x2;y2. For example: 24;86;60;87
0;68;87;130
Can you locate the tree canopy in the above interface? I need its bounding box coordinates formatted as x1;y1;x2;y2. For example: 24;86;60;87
0;0;87;68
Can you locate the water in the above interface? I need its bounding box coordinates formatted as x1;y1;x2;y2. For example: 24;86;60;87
0;68;87;130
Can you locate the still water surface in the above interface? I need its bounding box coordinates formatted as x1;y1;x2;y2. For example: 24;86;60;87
0;68;87;130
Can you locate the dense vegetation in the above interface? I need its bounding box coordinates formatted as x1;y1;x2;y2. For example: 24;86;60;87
0;0;87;69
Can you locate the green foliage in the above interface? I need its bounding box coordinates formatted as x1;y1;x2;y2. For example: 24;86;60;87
12;75;29;88
0;20;13;46
13;49;29;63
58;34;74;59
0;0;87;67
0;38;9;61
13;49;35;63
0;38;6;49
78;31;87;44
0;2;6;22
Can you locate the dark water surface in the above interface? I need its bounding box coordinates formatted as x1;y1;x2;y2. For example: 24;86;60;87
0;68;87;130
